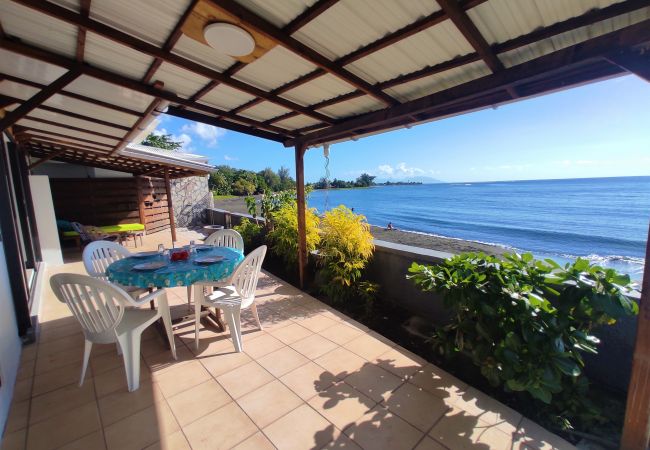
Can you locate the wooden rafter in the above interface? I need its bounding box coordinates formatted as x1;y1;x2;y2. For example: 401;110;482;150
0;68;81;131
14;127;115;149
28;147;67;169
207;0;398;106
142;0;199;83
13;0;335;124
75;0;90;61
606;48;650;82
286;19;650;147
21;115;123;140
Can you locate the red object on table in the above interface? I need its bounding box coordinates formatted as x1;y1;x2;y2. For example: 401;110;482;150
170;249;190;261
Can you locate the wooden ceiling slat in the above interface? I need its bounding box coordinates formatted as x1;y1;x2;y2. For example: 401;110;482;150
13;0;335;124
75;0;90;61
21;115;123;140
110;93;166;155
287;19;650;147
0;68;81;130
14;127;115;148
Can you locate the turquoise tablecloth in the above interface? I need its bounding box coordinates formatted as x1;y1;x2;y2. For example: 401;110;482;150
106;247;244;289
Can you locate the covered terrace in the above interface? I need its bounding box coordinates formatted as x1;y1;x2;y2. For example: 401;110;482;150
1;0;649;448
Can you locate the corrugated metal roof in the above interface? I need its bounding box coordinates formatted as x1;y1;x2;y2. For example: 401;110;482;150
122;143;214;172
238;101;292;122
293;0;439;60
385;60;491;103
17;118;120;146
48;0;80;13
346;19;476;85
234;46;317;91
317;95;384;118
153;62;211;98
235;0;316;29
89;0;192;46
0;49;67;85
43;93;139;128
273;114;321;130
499;7;650;68
281;73;356;106
0;80;41;101
172;35;237;73
0;1;78;59
27;108;126;138
65;76;153;113
199;84;257;111
84;32;155;80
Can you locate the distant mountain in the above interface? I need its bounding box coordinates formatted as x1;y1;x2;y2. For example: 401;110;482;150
374;175;443;184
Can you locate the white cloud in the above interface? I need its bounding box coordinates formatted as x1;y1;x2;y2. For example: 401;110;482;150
224;154;238;161
151;127;193;152
376;162;425;178
181;122;226;147
377;164;393;175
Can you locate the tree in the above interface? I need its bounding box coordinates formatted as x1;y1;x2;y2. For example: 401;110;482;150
232;179;256;196
141;133;182;151
209;172;230;195
278;166;295;190
259;167;281;191
355;173;376;187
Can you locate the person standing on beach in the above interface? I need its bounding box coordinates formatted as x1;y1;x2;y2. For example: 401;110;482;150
387;222;394;230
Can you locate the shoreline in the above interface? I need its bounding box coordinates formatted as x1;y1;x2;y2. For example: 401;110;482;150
211;196;506;256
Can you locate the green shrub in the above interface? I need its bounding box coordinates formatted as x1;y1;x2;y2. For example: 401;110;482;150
317;205;378;303
408;252;637;429
266;201;320;266
233;218;264;252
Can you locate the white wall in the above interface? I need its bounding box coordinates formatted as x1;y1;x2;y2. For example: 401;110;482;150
30;161;133;179
0;244;22;436
29;176;63;266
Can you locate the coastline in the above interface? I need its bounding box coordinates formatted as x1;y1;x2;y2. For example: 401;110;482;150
211;196;506;256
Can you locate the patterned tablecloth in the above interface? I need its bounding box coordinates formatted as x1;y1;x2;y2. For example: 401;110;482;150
106;247;244;289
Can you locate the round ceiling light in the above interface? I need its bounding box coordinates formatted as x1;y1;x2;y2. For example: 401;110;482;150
203;22;255;57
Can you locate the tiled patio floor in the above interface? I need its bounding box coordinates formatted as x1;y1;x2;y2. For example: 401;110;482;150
1;230;575;450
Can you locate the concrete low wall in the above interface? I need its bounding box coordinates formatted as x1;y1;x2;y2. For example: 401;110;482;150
205;207;637;391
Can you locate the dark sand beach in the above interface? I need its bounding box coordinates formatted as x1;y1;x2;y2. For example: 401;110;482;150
212;196;506;256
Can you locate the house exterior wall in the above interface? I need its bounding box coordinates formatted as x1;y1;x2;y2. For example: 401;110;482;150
29;176;63;266
171;175;212;228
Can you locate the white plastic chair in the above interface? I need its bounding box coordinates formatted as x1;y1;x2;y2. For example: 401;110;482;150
188;229;245;303
83;240;147;300
50;273;176;392
194;245;267;352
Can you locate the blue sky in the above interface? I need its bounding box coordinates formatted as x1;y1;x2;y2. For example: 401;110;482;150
152;75;650;183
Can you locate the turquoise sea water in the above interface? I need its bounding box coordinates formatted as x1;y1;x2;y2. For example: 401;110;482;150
307;176;650;281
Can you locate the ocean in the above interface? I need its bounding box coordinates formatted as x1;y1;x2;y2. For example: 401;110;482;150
307;176;650;281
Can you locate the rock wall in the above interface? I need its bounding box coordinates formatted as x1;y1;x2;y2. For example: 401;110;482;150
171;175;212;227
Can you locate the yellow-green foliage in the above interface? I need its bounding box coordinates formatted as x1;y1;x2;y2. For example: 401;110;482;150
267;201;320;265
319;206;374;297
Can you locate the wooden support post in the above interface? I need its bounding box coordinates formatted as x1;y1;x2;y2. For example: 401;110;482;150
164;170;177;242
294;143;307;288
621;224;650;449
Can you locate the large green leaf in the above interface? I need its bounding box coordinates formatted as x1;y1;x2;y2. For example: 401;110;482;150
553;356;581;377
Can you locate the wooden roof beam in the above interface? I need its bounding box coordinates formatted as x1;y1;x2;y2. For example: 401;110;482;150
208;0;398;106
21;115;123;140
0;37;297;139
287;19;650;147
606;48;650;82
0;68;81;131
13;0;335;124
75;0;90;61
14;127;115;149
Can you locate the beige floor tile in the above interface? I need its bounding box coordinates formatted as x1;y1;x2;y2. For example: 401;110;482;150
4;399;29;433
58;431;106;450
318;323;364;346
257;346;309;377
182;402;258;450
26;401;101;450
414;436;447;450
98;382;164;426
237;380;302;428
29;381;96;426
513;418;576;450
93;361;150;398
39;321;82;342
153;360;212;398
373;347;426;379
32;361;87;397
321;432;363;449
453;387;522;434
199;349;252;377
308;382;376;430
90;350;128;376
243;332;285;359
1;429;27;450
16;358;36;381
12;377;34;402
344;333;395;361
344;363;403;403
183;330;237;357
20;344;38;363
263;404;336;450
144;430;191;450
290;333;339;360
167;379;231;426
430;407;514;450
144;344;195;374
231;432;276;450
34;347;83;375
216;361;274;399
268;322;313;344
383;382;449;432
141;335;182;359
104;401;180;450
344;405;424;450
409;364;468;405
315;347;367;379
297;314;339;333
280;361;337;400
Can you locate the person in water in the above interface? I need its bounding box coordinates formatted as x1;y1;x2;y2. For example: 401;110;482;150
387;222;394;230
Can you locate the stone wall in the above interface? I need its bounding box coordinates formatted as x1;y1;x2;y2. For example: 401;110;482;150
171;176;212;227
